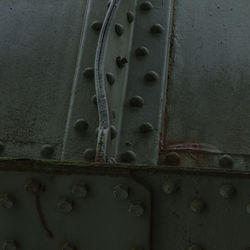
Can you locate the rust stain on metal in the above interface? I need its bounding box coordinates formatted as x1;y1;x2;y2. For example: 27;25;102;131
167;143;221;153
35;194;54;238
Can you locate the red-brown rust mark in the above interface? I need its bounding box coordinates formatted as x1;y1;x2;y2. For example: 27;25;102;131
167;143;221;153
35;194;54;238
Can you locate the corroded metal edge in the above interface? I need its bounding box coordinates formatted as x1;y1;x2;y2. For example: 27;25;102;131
1;158;250;178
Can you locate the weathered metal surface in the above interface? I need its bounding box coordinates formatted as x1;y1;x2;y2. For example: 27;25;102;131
115;0;173;165
0;160;151;250
0;0;89;159
164;0;250;157
1;159;250;249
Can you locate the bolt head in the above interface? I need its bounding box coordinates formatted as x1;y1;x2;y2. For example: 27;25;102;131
128;201;144;216
150;24;164;33
57;198;73;213
219;154;233;168
83;67;94;79
41;144;54;157
115;23;124;36
60;242;76;250
127;11;135;23
162;181;178;195
120;150;136;163
139;1;153;10
189;199;205;213
91;21;102;31
2;240;18;250
72;182;88;199
73;119;88;132
116;56;128;68
144;71;159;82
113;184;129;200
139;122;153;133
129;96;144;108
83;148;96;161
135;46;149;57
0;194;15;209
164;152;180;166
25;179;41;194
106;72;115;85
219;184;236;199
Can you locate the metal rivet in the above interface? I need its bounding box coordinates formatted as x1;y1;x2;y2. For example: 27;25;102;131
106;72;115;85
25;179;41;194
127;11;135;23
115;24;124;36
139;122;153;133
150;24;164;34
83;148;96;161
129;96;144;108
60;242;76;250
0;194;15;209
162;181;178;195
219;154;233;168
189;199;206;213
83;67;94;79
116;56;128;68
2;240;18;250
128;201;144;216
0;141;5;153
73;119;88;132
135;46;149;57
219;184;236;199
139;1;153;10
111;125;117;139
164;152;180;166
121;150;136;163
246;204;250;214
92;95;97;105
91;20;102;31
144;71;159;82
41;144;54;157
113;184;129;200
72;182;88;199
57;198;73;213
187;244;203;250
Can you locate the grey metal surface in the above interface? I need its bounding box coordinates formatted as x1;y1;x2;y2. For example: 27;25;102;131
164;0;250;156
1;159;250;249
0;0;88;159
115;0;173;165
0;161;151;250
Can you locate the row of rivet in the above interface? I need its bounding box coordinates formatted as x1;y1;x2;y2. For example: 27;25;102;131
164;152;236;169
0;180;145;217
119;0;165;163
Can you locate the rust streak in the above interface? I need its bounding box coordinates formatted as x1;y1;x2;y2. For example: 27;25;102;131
35;195;54;238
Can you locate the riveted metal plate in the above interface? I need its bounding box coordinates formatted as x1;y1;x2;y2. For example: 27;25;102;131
164;0;250;156
115;0;174;165
0;0;88;159
0;162;151;250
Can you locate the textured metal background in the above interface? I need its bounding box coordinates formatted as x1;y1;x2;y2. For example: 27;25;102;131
0;159;250;250
164;0;250;156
